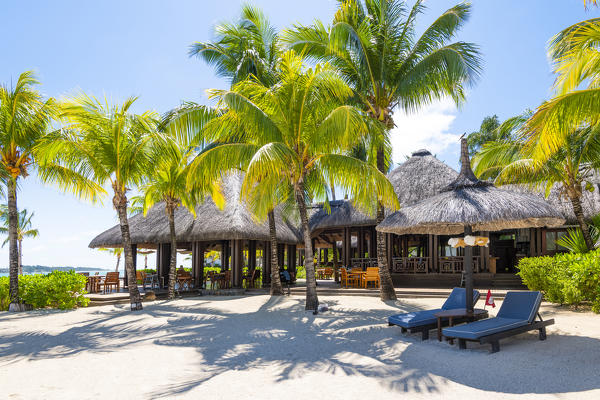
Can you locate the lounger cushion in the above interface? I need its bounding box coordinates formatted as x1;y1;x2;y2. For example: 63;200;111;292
497;291;542;323
441;287;481;310
442;317;529;340
388;309;442;328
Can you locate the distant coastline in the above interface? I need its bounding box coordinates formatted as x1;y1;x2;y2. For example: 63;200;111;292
0;265;109;275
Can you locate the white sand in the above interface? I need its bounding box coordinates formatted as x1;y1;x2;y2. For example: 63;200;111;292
1;295;599;399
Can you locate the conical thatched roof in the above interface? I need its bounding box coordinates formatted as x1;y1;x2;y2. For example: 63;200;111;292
89;173;301;248
309;150;459;230
377;140;566;235
387;149;459;206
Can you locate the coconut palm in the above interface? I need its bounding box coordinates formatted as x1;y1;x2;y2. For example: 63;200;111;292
0;71;57;310
283;0;481;300
525;16;600;157
188;5;287;295
38;94;159;310
137;133;220;300
473;115;600;251
0;207;39;275
189;51;399;310
98;247;124;272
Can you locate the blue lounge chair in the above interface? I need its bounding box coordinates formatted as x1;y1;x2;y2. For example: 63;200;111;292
442;291;554;353
388;287;481;340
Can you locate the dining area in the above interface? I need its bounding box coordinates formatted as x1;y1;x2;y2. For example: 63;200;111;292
339;266;381;289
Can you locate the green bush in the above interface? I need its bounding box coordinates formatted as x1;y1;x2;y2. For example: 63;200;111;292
0;271;89;311
517;249;600;312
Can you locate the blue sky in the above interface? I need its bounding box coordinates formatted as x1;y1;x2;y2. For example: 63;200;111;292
0;0;596;270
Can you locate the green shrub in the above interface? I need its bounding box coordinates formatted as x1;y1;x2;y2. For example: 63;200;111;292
517;249;600;312
0;271;89;311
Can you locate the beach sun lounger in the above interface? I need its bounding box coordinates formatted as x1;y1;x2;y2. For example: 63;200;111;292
387;287;480;340
442;291;554;353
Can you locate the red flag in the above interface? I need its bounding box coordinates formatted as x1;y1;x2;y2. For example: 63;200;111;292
485;289;496;308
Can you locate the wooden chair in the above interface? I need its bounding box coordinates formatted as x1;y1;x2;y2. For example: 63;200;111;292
102;272;120;294
205;271;215;290
340;268;359;288
362;267;380;288
176;270;192;291
323;268;334;280
136;271;146;285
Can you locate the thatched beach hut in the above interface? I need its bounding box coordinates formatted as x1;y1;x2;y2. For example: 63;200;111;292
89;173;301;288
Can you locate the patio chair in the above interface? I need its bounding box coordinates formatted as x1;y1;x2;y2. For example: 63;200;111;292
323;268;334;280
388;287;481;340
362;267;380;288
340;268;359;288
101;272;120;294
143;273;158;290
442;291;554;353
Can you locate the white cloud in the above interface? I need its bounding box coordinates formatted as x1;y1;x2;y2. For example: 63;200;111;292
389;98;460;162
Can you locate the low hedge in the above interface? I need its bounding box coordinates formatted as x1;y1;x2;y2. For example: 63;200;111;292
517;249;600;312
0;270;89;311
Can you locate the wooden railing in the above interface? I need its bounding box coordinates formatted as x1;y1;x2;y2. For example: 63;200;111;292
439;256;481;273
391;257;430;273
350;258;378;269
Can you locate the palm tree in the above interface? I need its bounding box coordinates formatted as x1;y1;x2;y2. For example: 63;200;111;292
38;94;158;311
137;133;216;299
283;0;481;300
98;247;124;272
189;5;287;295
0;207;39;275
190;51;399;310
524;16;600;157
473;115;600;251
0;71;57;310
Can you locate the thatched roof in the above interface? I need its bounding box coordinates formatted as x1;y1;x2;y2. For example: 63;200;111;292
504;172;600;225
387;149;459;206
89;173;301;248
377;140;566;235
308;149;459;230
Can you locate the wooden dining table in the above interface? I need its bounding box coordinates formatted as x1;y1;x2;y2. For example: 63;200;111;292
347;271;365;288
86;275;103;294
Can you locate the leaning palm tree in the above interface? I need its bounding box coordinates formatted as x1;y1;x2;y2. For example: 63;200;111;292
188;5;287;295
138;134;219;300
473;115;600;251
0;207;39;275
190;51;399;310
525;16;600;157
38;94;158;311
0;71;56;310
98;247;124;272
283;0;481;300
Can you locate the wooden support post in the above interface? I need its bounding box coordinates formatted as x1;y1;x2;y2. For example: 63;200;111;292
231;239;243;288
358;227;364;259
287;244;297;278
386;233;393;273
263;241;271;286
192;242;205;288
427;235;433;272
249;240;256;271
160;243;171;288
323;248;328;264
433;235;439;273
221;240;229;271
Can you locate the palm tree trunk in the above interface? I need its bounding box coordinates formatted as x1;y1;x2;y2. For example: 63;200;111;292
115;254;121;273
569;193;594;251
167;205;177;299
18;239;23;276
114;191;143;311
7;178;20;310
268;210;284;296
295;181;318;311
376;147;397;301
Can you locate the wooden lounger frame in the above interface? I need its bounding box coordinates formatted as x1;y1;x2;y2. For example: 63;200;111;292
389;316;475;341
449;313;555;353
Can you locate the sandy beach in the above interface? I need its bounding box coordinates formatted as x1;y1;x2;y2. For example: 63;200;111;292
1;294;599;399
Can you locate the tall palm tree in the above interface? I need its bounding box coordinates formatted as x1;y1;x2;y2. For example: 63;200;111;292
0;71;57;310
283;0;481;300
138;133;218;299
525;16;600;157
189;5;287;295
38;94;158;311
98;247;124;272
0;207;39;275
190;51;399;310
473;114;600;251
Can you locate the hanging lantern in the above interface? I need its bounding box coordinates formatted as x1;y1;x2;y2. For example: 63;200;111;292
448;236;489;248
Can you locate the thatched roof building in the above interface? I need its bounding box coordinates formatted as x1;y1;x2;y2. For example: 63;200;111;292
89;173;301;249
308;150;459;231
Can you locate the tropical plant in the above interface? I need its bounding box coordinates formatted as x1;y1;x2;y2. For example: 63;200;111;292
466;115;502;156
189;51;399;310
473;115;600;251
556;214;600;252
98;247;124;272
137;131;219;299
524;15;600;158
0;71;59;310
283;0;481;300
188;4;287;295
38;94;159;311
0;207;39;275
